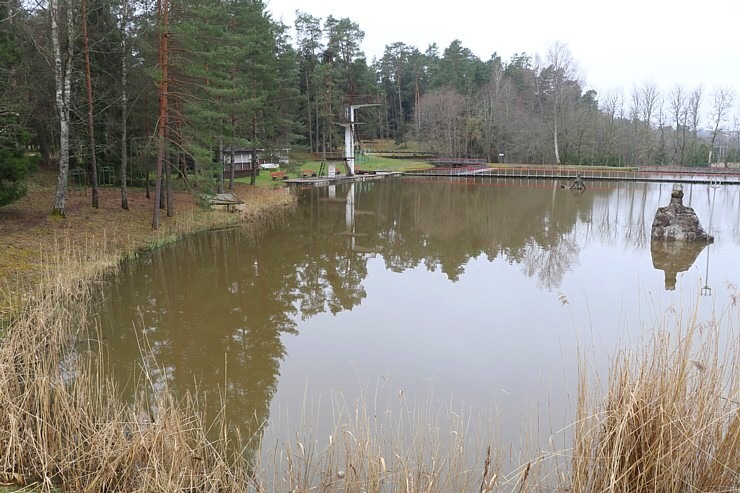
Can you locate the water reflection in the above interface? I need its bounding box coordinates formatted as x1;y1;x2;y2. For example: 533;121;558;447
650;241;710;290
98;178;739;462
101;233;298;460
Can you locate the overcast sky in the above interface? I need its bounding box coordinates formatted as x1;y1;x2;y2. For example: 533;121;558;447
266;0;738;119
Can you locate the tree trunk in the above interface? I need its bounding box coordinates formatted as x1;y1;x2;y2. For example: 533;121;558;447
166;144;173;216
160;162;166;210
82;0;99;208
229;143;235;190
153;0;168;229
553;116;561;165
396;69;403;138
229;67;236;190
250;115;257;186
217;140;224;193
305;68;313;153
145;92;150;198
50;0;74;216
120;0;129;209
414;75;420;137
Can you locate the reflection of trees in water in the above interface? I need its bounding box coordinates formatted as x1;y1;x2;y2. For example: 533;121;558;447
100;216;368;463
520;232;580;290
102;178;714;462
591;183;651;249
370;179;594;287
593;182;740;248
705;185;740;244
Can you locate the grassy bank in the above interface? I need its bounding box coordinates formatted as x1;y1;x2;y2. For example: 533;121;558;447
0;170;737;492
0;169;295;325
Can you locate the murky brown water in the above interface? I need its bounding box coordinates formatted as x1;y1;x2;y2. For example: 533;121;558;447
97;177;740;457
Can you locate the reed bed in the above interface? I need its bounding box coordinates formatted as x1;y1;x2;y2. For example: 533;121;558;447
0;245;253;492
256;392;526;493
0;187;296;491
1;220;737;492
569;304;739;493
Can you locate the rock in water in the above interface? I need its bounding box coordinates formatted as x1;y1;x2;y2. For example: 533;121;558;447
651;185;714;242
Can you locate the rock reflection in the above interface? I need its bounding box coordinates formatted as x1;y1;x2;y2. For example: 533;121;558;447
650;240;709;290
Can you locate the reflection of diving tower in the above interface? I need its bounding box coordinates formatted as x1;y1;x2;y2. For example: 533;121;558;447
338;104;378;176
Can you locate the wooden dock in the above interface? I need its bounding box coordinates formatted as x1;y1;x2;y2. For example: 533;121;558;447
284;171;403;187
403;166;740;185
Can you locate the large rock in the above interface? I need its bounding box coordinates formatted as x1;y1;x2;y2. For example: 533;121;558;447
651;185;714;242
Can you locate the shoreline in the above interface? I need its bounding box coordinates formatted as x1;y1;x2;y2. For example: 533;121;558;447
0;170;296;325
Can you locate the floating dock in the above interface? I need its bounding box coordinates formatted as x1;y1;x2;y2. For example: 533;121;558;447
284;171;403;187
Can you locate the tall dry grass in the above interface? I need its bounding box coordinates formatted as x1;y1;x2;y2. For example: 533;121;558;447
0;241;254;492
256;392;523;493
0;192;298;491
570;303;739;493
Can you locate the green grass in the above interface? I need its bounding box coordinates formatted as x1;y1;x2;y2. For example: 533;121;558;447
233;153;430;186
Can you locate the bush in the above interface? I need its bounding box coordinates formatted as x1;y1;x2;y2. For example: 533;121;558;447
0;149;36;206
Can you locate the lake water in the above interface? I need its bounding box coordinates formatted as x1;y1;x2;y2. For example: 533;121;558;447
97;177;740;460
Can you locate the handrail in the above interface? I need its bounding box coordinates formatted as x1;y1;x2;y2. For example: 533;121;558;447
402;166;740;184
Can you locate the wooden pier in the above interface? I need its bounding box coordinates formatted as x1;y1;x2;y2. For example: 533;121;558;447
402;166;740;185
283;171;403;187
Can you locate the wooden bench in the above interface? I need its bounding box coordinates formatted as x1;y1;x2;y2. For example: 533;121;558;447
301;170;317;178
270;171;287;180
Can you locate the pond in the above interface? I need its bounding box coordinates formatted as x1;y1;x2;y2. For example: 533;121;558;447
97;177;740;462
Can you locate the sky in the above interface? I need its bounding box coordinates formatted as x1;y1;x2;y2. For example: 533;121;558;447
266;0;739;119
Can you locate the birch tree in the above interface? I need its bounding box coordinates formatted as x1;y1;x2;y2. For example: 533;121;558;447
49;0;75;216
536;41;578;165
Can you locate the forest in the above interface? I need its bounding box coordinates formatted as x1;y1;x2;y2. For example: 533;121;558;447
1;0;738;220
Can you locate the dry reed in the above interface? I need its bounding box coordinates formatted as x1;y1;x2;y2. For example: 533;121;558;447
0;241;254;492
569;303;739;493
0;190;296;492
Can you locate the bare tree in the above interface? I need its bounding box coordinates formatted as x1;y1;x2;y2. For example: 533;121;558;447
120;0;130;210
707;86;734;165
640;82;659;164
535;41;578;165
81;0;99;208
601;88;623;166
688;86;703;164
628;81;659;165
477;62;510;162
418;89;467;157
668;84;688;165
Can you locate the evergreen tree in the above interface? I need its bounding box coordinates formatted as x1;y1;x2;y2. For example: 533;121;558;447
0;9;35;207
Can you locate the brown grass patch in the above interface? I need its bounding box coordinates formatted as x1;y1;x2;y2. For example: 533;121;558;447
0;168;295;323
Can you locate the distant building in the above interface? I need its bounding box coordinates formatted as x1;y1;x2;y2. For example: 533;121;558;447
710;162;739;168
222;148;290;177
